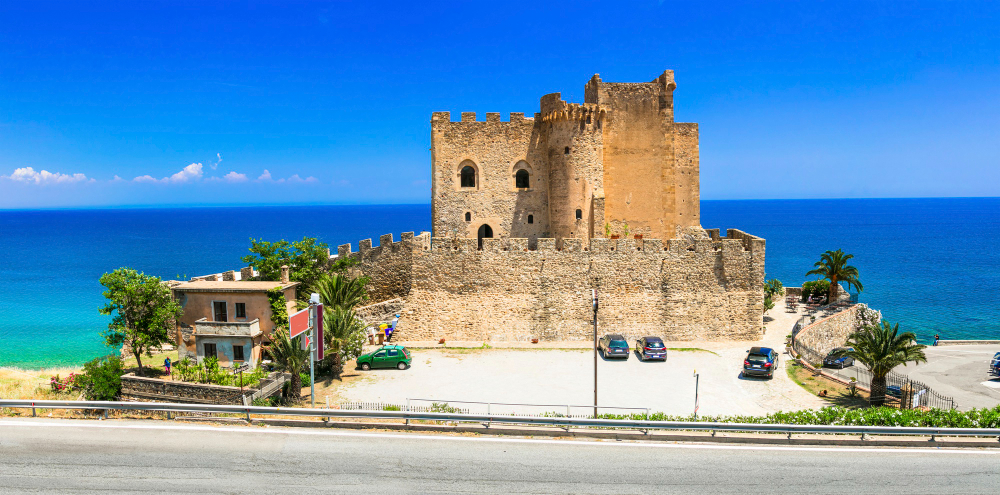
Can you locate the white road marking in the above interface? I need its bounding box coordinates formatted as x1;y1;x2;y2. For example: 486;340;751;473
1;419;996;456
981;381;1000;389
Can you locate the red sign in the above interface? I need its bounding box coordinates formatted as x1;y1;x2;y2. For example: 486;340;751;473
314;304;324;361
289;308;310;338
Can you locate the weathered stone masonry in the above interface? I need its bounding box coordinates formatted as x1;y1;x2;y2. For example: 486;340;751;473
338;228;765;342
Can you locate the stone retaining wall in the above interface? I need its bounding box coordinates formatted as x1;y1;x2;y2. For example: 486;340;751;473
792;304;862;365
121;372;284;405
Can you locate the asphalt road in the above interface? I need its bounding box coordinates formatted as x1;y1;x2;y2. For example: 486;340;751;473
1;419;999;494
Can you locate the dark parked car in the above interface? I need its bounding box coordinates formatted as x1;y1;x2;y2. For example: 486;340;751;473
598;334;630;359
742;346;779;378
823;347;855;368
635;336;667;361
989;352;1000;378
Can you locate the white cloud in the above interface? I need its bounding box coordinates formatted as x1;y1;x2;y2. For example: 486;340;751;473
2;167;92;185
208;171;248;183
167;163;203;183
211;153;222;170
133;163;204;184
286;174;318;183
256;169;317;183
112;175;123;182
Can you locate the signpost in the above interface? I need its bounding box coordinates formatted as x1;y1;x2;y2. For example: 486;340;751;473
289;297;324;408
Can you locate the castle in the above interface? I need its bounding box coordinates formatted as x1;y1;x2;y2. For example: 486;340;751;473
338;71;767;342
195;71;766;342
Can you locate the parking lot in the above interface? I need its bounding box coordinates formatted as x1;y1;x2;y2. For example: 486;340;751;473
326;299;827;417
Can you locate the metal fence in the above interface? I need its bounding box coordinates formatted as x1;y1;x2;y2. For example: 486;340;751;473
1;399;995;439
792;338;956;410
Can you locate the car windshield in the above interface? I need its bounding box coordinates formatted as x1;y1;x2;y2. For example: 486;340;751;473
747;354;768;364
644;341;665;349
610;341;628;348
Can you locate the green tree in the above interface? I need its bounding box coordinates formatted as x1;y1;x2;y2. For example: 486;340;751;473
99;268;183;376
241;237;330;291
832;321;927;406
320;307;367;378
312;273;369;311
764;278;784;299
805;249;863;302
266;329;310;401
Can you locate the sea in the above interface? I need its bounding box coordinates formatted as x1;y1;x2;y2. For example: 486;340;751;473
1;198;998;369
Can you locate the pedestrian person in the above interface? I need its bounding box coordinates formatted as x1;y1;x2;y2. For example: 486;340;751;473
934;334;940;346
164;357;172;375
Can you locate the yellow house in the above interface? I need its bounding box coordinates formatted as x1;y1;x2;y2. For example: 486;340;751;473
171;279;298;367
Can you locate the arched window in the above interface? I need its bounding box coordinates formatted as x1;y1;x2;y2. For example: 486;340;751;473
465;212;471;222
527;214;534;224
515;169;529;188
575;209;582;220
564;146;570;155
460;166;476;188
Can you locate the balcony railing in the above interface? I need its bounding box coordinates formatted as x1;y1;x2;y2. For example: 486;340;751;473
193;318;261;337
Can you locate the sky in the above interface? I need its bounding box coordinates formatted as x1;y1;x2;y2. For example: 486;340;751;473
1;1;998;209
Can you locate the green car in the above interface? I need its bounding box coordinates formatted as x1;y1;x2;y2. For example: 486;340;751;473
357;345;412;370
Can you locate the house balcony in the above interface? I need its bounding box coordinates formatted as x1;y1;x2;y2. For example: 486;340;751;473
193;318;262;338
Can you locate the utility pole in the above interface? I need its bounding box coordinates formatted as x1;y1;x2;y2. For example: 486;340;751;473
592;289;598;418
693;369;700;419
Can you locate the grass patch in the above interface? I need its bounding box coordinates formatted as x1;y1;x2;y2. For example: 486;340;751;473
786;361;869;409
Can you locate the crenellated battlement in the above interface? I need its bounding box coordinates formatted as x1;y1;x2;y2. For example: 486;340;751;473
538;93;607;123
430;111;536;124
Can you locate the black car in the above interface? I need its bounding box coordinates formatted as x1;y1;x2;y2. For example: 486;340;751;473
823;347;855;368
742;346;779;378
635;336;667;361
598;334;630;359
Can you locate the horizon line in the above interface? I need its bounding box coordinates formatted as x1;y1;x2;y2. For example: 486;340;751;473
1;195;999;212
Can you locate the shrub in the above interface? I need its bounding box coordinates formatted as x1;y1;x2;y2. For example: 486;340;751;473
78;355;124;401
801;280;831;300
300;372;312;388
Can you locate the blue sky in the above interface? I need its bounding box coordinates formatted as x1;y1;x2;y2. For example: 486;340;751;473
1;1;998;208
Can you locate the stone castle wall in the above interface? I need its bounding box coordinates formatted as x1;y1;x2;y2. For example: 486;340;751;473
336;228;765;342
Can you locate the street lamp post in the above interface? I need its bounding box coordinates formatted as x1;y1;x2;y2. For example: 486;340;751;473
592;289;598;418
693;369;700;419
308;292;320;409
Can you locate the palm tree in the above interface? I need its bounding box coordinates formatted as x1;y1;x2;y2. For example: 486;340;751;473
310;273;369;310
266;329;310;401
832;321;927;406
322;307;367;378
805;249;863;303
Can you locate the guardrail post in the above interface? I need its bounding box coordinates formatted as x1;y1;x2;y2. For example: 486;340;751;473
102;408;108;420
486;402;491;429
405;399;410;426
31;402;36;417
167;410;172;420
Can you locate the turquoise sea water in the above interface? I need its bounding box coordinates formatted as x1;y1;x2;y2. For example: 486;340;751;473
1;199;998;369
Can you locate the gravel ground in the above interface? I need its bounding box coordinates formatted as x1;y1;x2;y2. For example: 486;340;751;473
334;299;828;416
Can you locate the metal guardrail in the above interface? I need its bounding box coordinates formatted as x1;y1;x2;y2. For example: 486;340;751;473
2;399;999;439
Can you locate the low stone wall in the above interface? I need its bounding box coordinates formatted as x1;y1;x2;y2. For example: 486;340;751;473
355;298;406;326
121;372;285;405
792;304;862;365
937;340;1000;346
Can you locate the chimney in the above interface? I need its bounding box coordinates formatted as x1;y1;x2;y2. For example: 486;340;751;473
280;265;290;284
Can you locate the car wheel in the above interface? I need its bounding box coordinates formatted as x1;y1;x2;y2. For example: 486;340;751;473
637;351;643;362
360;362;371;371
397;362;407;370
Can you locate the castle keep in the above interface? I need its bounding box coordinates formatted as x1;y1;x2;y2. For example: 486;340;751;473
337;71;767;342
431;70;700;247
194;71;766;342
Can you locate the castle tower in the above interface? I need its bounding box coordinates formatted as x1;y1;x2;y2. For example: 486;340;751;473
538;93;605;243
430;70;700;243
